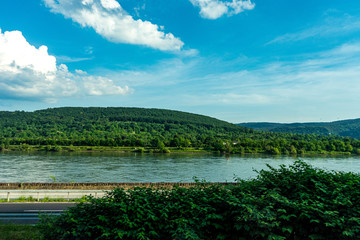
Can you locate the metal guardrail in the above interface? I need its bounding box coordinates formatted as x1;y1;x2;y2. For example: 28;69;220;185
0;182;235;190
0;190;107;201
0;183;238;201
0;212;62;224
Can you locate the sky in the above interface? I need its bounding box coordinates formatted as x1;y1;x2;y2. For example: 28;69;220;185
1;0;360;123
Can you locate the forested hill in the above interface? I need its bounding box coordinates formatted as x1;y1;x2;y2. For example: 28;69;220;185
238;118;360;139
1;107;360;155
4;107;241;130
0;107;251;147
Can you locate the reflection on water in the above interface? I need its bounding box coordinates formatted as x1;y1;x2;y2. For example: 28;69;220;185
0;152;359;183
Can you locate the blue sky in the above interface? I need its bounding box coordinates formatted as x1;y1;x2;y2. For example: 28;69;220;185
1;0;360;123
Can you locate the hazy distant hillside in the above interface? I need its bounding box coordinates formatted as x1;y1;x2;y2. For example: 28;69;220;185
238;118;360;139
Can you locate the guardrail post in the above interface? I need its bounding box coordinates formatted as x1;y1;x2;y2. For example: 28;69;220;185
37;192;39;202
67;192;70;202
7;192;10;202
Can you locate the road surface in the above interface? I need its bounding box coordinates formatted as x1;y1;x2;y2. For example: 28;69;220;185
0;202;77;224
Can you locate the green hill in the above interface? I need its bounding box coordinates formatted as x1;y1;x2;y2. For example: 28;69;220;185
238;118;360;139
0;107;360;155
2;107;241;131
0;107;251;150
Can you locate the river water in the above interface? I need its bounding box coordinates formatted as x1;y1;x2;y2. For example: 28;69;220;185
0;152;359;183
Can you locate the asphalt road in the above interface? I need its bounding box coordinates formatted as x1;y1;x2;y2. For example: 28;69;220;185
0;202;77;224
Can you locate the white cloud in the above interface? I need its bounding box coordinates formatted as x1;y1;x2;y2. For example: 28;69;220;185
217;93;270;104
56;56;93;63
100;0;120;10
82;75;132;96
181;42;360;121
190;0;255;19
268;15;360;44
323;42;360;57
0;29;56;75
42;39;358;122
184;93;270;106
110;41;360;122
0;29;131;100
82;0;94;5
43;0;184;51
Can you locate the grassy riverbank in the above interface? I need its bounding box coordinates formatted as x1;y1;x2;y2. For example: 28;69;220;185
1;144;357;156
2;145;208;154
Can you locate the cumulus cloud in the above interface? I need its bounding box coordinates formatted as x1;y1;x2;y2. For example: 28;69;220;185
190;0;255;19
0;29;56;75
0;29;131;100
43;0;184;51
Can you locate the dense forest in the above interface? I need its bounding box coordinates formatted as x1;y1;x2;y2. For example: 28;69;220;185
238;118;360;139
1;107;360;155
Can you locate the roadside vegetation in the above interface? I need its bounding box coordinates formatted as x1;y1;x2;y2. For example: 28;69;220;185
1;107;360;155
0;196;87;203
0;224;41;240
38;160;360;240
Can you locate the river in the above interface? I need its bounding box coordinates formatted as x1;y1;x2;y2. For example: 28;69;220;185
0;152;359;183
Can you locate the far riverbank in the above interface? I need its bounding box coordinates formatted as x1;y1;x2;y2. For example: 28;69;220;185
1;144;357;156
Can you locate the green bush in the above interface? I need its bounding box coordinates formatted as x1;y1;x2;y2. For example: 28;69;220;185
39;160;360;239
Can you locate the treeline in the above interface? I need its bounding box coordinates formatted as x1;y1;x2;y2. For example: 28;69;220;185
238;118;360;139
1;107;360;154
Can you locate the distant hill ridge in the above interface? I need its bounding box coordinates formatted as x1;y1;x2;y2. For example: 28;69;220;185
238;118;360;139
0;107;251;141
30;107;241;130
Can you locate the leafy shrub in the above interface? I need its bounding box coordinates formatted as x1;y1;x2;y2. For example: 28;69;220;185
39;160;360;239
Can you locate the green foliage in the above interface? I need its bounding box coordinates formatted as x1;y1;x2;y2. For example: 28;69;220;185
39;161;360;239
0;107;359;155
238;118;360;139
50;175;56;183
17;143;30;151
0;224;41;240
